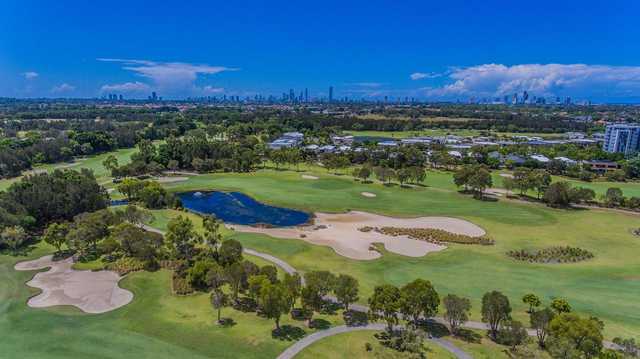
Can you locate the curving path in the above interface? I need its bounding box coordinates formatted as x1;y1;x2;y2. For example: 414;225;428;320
141;223;620;353
276;324;471;359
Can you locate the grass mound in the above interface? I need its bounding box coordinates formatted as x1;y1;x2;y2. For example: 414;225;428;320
507;246;594;263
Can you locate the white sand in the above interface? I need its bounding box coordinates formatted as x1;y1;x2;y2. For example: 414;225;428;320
486;188;509;197
14;255;133;314
499;173;514;178
361;192;377;198
232;211;485;260
301;175;319;180
154;176;189;183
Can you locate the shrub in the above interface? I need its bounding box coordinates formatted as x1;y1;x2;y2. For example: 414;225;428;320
106;257;145;275
172;273;194;295
372;226;494;245
507;246;594;263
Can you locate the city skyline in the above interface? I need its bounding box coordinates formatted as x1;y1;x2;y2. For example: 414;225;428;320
2;0;640;102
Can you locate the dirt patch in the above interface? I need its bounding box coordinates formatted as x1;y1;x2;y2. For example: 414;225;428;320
14;255;133;314
232;211;485;260
301;175;319;180
361;192;377;198
154;176;189;183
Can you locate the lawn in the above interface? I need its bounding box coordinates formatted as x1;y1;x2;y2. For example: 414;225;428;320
158;169;640;340
0;242;343;358
0;146;138;192
295;330;457;359
344;129;566;140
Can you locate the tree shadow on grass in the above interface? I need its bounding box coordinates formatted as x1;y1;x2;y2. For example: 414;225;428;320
309;318;331;330
216;318;236;328
343;309;369;327
454;328;482;343
416;319;450;338
272;325;306;341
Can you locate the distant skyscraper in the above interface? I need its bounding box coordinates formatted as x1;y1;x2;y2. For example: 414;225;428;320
151;92;157;101
329;86;334;102
289;89;294;102
304;88;308;102
119;94;123;101
522;91;529;103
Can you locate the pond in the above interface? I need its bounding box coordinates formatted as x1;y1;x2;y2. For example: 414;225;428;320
178;191;311;227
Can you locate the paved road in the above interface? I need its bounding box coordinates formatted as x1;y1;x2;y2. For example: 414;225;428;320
276;323;472;359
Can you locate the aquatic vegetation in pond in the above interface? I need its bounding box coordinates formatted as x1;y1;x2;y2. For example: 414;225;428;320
178;191;310;227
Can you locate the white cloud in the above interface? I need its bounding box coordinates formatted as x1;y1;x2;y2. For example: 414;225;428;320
51;83;75;93
424;64;640;99
97;58;236;95
410;72;440;80
202;86;224;94
22;71;39;80
100;81;150;93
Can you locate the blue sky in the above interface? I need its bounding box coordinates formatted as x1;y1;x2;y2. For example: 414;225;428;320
1;0;639;102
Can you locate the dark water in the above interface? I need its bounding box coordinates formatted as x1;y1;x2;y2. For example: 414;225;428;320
110;199;129;206
178;191;310;227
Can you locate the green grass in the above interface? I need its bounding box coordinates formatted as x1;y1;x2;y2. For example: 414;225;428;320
295;330;456;359
0;147;138;192
159;169;640;340
0;242;343;358
443;330;551;359
344;129;566;139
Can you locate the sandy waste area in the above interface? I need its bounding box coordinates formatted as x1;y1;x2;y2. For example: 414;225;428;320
301;175;319;180
15;255;133;314
232;211;485;260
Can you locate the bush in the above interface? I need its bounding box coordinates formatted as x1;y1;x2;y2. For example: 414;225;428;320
106;257;145;275
507;246;594;263
172;273;194;295
371;226;494;245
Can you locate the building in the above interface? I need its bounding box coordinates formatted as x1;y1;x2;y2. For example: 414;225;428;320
329;86;334;103
583;160;619;173
603;124;640;156
268;132;304;150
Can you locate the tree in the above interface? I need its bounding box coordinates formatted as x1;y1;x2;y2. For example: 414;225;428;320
481;291;512;340
167;159;179;173
550;298;572;314
443;294;471;334
468;168;493;199
399;279;440;326
453;165;476;191
67;210;114;258
334;274;359;311
0;226;28;254
548;313;604;358
513;167;533;195
117;178;145;201
225;262;245;302
248;274;270;302
187;259;218;290
260;282;291;330
543;181;572;207
409;166;427;184
502;177;515;196
165;215;198;260
282;272;302;310
117;205;153;228
396;168;411;187
102;154;119;174
530;307;555;348
219;239;243;266
522;293;541;313
356;166;371;182
368;284;401;332
42;222;69;254
260;265;278;284
202;215;223;254
210;288;228;323
604;187;625;208
497;320;529;350
531;169;552;199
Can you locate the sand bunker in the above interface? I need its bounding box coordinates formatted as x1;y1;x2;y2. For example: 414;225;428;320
361;192;377;198
14;255;133;314
233;211;485;260
154;176;189;183
301;175;319;180
499;173;514;178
